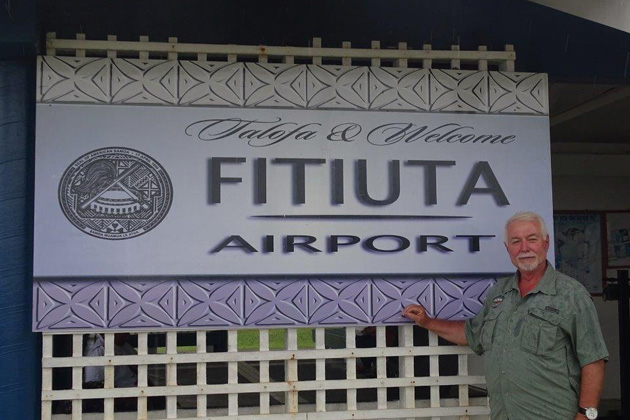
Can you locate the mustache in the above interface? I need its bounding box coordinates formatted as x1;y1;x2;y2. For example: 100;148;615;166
517;252;536;259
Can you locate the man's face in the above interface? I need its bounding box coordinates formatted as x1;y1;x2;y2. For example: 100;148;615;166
505;220;550;272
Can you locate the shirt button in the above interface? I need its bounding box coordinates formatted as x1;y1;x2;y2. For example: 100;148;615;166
502;370;505;374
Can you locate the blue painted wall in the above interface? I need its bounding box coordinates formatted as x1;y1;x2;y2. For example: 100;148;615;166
0;1;38;418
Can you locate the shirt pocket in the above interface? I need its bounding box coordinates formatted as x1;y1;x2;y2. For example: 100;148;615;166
480;309;502;351
521;307;563;354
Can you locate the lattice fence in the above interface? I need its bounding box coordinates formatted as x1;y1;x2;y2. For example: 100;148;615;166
42;327;489;419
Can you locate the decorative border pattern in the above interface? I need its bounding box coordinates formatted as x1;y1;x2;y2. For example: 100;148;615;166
37;56;548;114
33;277;497;331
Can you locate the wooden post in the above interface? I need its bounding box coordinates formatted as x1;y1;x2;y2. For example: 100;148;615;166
375;327;387;410
259;329;271;414
195;331;207;418
458;353;471;420
312;37;322;65
46;32;56;56
429;331;440;419
166;331;177;419
315;328;326;412
342;41;352;66
346;327;357;411
103;333;115;420
285;328;299;413
139;36;150;59
137;332;149;420
76;33;86;58
71;334;83;419
500;44;515;72
258;45;268;63
41;335;53;420
106;35;117;58
399;325;415;420
371;40;381;67
395;42;408;68
168;37;178;61
450;44;460;70
228;330;239;415
423;44;433;69
477;45;488;71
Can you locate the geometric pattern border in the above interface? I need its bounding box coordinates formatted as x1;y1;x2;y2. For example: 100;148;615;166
33;277;498;331
37;56;548;115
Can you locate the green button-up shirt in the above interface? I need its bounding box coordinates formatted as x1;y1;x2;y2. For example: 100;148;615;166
465;263;608;420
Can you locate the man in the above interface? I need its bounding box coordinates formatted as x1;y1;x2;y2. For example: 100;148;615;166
402;211;608;420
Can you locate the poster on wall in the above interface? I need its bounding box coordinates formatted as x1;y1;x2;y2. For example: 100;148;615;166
606;212;630;268
34;104;554;278
553;213;603;294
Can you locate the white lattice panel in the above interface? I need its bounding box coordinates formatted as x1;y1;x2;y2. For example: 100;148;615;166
42;328;490;419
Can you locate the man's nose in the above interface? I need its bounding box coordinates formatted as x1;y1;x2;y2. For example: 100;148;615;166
519;241;530;252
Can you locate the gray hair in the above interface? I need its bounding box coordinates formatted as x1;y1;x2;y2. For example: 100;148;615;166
504;211;549;244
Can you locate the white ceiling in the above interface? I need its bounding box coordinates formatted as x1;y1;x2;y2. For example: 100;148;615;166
529;0;630;33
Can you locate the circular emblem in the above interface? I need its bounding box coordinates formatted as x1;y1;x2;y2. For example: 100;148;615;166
58;147;173;240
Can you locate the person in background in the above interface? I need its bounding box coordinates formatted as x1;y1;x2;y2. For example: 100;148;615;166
83;333;139;411
84;332;138;387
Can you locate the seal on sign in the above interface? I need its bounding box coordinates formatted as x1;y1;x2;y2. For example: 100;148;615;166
58;147;173;240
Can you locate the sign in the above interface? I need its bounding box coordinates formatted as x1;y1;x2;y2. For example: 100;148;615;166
34;104;553;277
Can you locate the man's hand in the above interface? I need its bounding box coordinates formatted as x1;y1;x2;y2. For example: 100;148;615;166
401;304;468;345
402;304;433;328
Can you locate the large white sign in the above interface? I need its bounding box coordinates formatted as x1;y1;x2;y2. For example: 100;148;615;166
34;104;553;277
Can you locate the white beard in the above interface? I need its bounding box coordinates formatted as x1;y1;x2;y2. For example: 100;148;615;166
517;260;539;272
516;253;541;272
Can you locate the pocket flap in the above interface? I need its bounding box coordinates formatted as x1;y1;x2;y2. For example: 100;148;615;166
528;307;561;325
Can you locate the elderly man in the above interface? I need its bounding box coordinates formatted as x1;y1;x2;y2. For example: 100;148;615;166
402;211;608;420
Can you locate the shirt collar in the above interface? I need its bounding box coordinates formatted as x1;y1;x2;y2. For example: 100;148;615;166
504;261;557;296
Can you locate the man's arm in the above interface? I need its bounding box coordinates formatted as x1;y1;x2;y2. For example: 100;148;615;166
575;359;605;419
402;304;467;345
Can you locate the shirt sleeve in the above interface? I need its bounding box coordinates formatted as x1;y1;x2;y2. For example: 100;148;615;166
465;302;489;356
570;288;609;367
